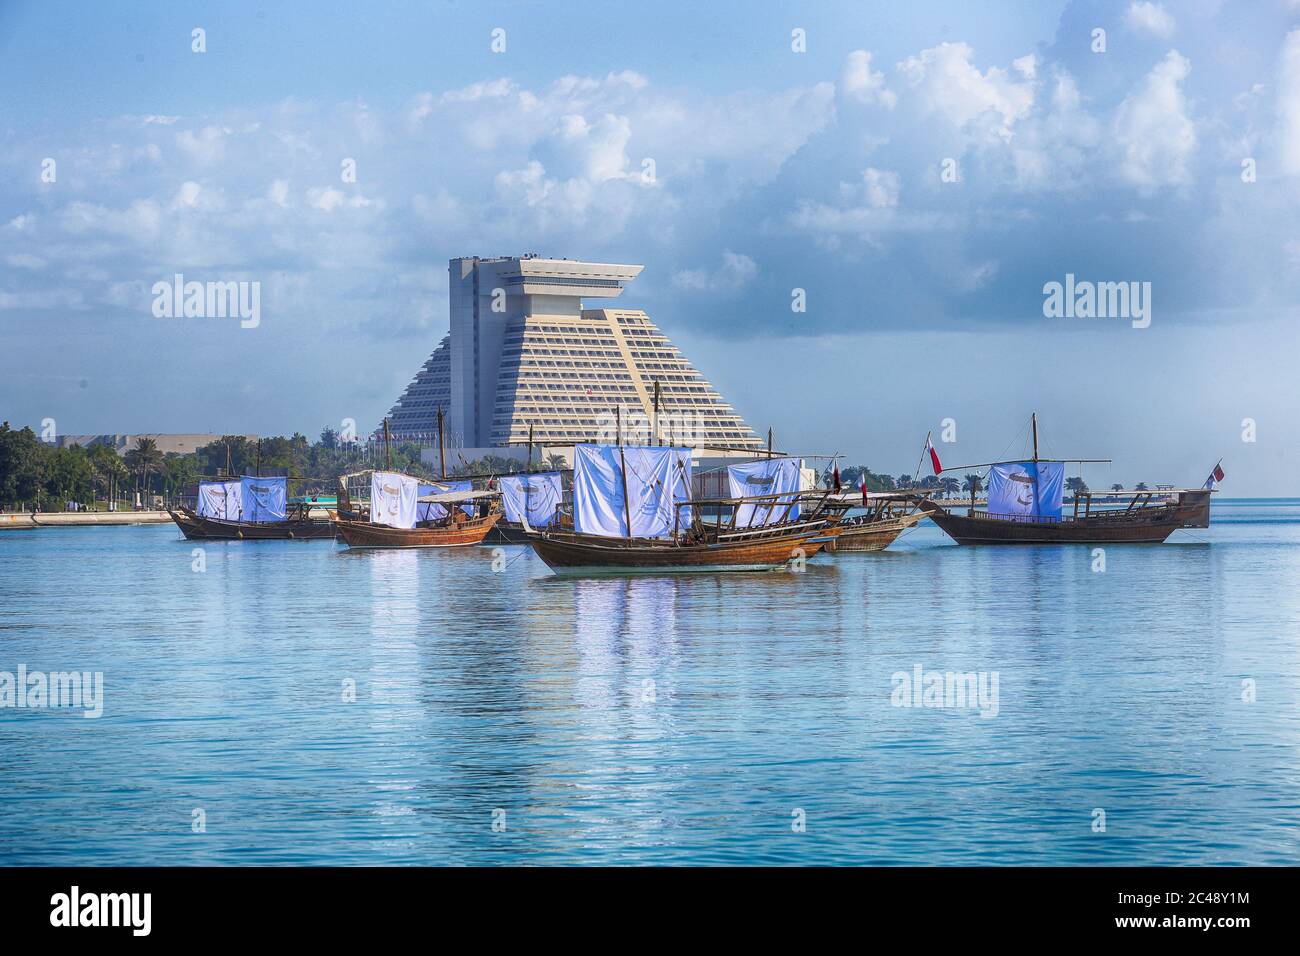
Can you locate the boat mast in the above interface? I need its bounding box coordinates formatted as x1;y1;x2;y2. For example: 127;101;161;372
653;381;661;446
436;407;446;479
616;405;632;544
383;418;392;471
255;438;261;477
1030;412;1041;519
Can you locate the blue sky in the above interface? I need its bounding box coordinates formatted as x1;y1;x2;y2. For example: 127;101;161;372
2;0;1299;493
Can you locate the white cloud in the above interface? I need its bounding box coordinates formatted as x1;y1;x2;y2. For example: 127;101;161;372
897;42;1035;139
1276;31;1300;175
1125;2;1175;38
268;179;290;207
842;50;896;109
672;251;758;293
1113;50;1196;188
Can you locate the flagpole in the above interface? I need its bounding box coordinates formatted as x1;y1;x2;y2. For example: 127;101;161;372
913;431;932;485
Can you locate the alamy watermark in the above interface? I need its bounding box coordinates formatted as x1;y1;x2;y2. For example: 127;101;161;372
0;664;103;718
1043;273;1150;329
152;273;260;328
891;664;999;718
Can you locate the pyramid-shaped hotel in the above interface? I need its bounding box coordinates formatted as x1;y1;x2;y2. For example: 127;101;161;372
381;256;762;457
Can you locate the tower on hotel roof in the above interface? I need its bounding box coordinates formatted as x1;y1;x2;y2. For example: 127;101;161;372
382;255;762;452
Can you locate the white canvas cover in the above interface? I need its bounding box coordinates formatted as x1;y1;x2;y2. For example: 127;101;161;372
239;476;287;523
987;461;1065;521
197;480;242;520
727;457;803;527
572;444;692;538
499;472;563;527
370;471;420;528
418;479;473;521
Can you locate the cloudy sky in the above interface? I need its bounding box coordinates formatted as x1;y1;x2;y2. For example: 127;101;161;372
2;0;1298;493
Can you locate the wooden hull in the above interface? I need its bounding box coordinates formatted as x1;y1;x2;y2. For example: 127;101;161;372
826;512;928;552
921;503;1192;545
529;522;841;576
168;509;336;541
336;513;501;549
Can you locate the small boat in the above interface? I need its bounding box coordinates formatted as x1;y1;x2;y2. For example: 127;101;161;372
333;470;502;549
920;413;1217;545
169;475;335;540
824;492;930;552
527;444;841;575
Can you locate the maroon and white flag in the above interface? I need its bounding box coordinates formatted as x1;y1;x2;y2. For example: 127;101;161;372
927;436;943;475
859;471;869;507
1203;462;1225;490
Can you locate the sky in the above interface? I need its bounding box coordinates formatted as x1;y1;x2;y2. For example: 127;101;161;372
1;0;1299;493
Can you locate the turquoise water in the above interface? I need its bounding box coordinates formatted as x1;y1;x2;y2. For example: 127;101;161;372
1;499;1298;865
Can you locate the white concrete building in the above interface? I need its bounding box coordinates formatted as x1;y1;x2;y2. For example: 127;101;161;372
382;255;762;457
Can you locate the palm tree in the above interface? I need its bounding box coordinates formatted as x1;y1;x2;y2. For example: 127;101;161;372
123;438;164;499
939;476;960;497
962;473;982;495
1135;482;1149;492
895;474;914;489
1110;483;1123;493
543;453;568;470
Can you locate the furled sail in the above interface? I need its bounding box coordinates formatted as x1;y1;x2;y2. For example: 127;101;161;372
197;480;242;520
370;471;419;528
987;462;1065;521
499;472;563;527
726;457;803;527
239;475;287;523
573;444;692;538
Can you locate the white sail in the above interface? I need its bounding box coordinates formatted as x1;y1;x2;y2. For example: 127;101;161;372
573;444;692;538
197;480;242;520
500;472;563;527
987;462;1064;521
726;457;803;527
370;471;419;528
239;476;287;523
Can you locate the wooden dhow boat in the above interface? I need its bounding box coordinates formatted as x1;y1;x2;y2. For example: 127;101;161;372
527;444;842;575
921;414;1217;545
333;469;502;549
822;491;931;552
168;475;335;540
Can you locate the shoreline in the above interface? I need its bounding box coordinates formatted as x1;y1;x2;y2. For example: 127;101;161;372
0;511;172;529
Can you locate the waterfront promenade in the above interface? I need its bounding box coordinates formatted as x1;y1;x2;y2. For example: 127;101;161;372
0;510;171;529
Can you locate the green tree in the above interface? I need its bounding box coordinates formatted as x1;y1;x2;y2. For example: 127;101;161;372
0;422;47;507
1066;476;1089;495
123;438;164;496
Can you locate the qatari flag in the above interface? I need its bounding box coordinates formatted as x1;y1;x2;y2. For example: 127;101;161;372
927;436;943;475
1204;462;1225;490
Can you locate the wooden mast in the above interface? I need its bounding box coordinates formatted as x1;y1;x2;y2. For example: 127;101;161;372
653;380;661;446
1031;412;1039;463
436;407;446;479
527;423;534;472
383;418;392;471
616;405;632;544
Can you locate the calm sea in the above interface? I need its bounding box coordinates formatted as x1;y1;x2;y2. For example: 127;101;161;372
1;498;1298;865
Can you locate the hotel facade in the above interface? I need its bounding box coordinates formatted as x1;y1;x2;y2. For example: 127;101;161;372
382;256;763;459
